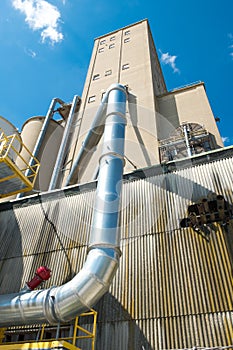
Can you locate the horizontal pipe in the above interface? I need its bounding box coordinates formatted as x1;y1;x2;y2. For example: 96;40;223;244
0;83;127;327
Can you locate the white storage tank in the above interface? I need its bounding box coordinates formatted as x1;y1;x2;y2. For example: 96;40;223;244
20;116;64;192
0;115;22;161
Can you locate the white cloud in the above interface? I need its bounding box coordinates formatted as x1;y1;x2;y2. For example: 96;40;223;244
25;48;37;57
160;51;180;73
222;136;230;144
12;0;63;44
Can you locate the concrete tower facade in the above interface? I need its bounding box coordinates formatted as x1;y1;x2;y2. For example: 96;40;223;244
63;19;223;185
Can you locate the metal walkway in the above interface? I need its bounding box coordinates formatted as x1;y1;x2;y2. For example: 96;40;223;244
0;310;97;350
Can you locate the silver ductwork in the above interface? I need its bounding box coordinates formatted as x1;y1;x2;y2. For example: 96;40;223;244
0;83;127;326
49;95;81;190
66;85;118;186
17;97;65;198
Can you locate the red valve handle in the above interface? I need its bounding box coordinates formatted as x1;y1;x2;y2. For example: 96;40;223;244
26;266;51;290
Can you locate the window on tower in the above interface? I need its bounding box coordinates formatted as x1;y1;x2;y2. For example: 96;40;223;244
88;95;96;103
99;47;104;53
105;69;112;76
93;74;100;80
122;63;130;70
100;39;106;45
124;37;130;43
110;36;115;41
109;43;115;49
124;30;130;36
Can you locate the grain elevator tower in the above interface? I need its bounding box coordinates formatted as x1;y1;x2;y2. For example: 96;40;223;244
62;19;222;187
0;19;232;350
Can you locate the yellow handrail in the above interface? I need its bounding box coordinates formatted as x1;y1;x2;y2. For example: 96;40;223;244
0;310;97;349
0;128;40;197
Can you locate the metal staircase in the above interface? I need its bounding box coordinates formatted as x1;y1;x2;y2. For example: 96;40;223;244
0;129;40;198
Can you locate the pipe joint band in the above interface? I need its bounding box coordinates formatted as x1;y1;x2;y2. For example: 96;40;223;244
99;151;126;166
106;84;128;98
105;111;127;121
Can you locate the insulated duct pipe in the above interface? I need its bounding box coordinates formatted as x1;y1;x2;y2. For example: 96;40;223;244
17;97;65;198
49;95;81;190
26;98;65;167
0;83;127;326
66;85;118;186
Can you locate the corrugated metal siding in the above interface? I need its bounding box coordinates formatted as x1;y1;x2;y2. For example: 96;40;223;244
0;155;233;349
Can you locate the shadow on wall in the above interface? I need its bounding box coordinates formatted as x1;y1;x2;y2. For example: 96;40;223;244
0;206;23;294
28;199;76;285
125;164;233;269
128;93;153;167
156;94;179;141
76;293;153;350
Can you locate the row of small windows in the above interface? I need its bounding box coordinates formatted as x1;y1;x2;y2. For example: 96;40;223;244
88;92;106;103
99;43;115;51
92;64;129;82
98;31;130;52
100;36;115;45
93;70;112;80
98;39;130;53
99;30;130;46
88;64;129;103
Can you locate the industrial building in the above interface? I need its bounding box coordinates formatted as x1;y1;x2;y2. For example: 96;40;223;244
0;19;232;349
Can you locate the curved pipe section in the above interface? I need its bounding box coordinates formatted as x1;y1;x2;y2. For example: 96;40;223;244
0;84;127;326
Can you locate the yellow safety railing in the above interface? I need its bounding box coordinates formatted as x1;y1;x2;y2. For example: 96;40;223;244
74;309;97;349
0;309;97;350
0;129;40;198
0;329;6;344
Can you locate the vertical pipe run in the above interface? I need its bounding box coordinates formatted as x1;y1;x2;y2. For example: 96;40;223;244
49;95;81;190
65;85;119;186
28;98;61;167
17;98;64;198
89;85;127;251
183;124;192;157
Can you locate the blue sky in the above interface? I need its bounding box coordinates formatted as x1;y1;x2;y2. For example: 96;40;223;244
0;0;232;145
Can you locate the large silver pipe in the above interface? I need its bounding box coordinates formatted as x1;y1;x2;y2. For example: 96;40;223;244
66;85;117;186
26;98;65;167
0;84;127;326
49;95;81;191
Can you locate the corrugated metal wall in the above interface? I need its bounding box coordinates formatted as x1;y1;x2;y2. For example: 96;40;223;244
0;154;233;349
